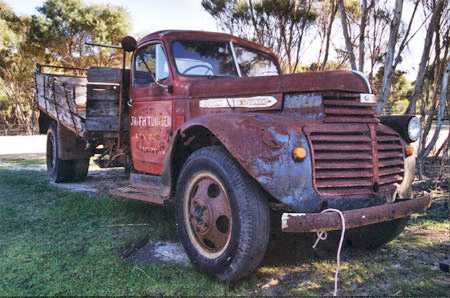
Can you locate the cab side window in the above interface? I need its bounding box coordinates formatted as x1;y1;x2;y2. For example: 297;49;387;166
134;43;169;86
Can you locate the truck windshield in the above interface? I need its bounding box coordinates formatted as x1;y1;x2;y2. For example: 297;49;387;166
172;40;279;77
233;45;279;77
172;40;238;77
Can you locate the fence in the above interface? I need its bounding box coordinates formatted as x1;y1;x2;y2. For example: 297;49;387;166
0;124;40;136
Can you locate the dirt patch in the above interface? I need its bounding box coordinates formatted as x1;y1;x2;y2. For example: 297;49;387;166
49;168;129;194
117;238;190;266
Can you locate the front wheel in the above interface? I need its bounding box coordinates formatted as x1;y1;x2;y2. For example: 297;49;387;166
175;146;270;281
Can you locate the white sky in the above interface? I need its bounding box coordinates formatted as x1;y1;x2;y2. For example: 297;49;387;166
4;0;427;79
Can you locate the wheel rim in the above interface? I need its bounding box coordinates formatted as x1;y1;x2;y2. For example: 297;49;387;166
184;171;232;259
46;131;56;172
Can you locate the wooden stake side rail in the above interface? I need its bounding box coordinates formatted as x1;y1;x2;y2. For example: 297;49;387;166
35;72;87;137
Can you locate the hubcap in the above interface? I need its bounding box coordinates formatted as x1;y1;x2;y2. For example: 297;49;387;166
185;172;232;259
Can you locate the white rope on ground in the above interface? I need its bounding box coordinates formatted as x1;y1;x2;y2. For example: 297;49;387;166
312;208;346;297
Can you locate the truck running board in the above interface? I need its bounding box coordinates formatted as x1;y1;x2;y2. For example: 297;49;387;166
109;185;164;204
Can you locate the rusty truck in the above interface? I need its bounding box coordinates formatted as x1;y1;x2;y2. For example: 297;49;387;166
34;30;431;281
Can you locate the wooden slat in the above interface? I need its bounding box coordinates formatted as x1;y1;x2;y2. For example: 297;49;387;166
87;87;120;101
87;67;121;83
86;100;119;117
86;116;119;131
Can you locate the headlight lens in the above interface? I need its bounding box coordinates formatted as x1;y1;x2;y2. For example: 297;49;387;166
407;117;421;141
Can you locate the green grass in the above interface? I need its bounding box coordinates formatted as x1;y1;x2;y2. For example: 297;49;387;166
0;170;257;296
0;165;448;296
0;158;46;166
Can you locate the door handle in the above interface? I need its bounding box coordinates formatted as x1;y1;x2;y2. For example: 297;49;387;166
127;99;133;107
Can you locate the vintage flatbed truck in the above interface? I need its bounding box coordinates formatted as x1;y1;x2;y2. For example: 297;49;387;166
34;30;432;281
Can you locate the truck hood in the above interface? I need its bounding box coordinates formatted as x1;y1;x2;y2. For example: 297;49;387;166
188;70;372;99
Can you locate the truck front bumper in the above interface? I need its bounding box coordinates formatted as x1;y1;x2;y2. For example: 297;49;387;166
281;193;432;233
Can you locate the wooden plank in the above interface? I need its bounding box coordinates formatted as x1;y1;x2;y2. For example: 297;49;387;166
86;100;119;117
87;67;121;83
86;116;119;131
87;87;120;101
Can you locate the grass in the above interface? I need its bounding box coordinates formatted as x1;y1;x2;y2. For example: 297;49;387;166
0;158;46;166
0;160;448;296
0;170;256;296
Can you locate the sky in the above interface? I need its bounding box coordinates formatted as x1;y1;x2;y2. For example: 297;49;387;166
4;0;427;80
4;0;218;35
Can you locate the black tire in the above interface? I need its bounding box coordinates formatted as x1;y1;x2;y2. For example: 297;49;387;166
46;122;89;183
72;158;90;181
344;216;410;249
175;146;270;281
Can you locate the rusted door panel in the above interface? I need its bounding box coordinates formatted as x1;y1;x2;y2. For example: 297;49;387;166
130;86;173;174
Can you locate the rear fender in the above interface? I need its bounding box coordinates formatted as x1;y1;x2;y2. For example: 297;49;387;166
161;113;321;212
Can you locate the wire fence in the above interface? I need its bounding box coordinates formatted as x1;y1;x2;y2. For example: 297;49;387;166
0;124;40;136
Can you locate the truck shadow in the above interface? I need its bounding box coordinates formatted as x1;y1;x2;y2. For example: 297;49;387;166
263;210;343;266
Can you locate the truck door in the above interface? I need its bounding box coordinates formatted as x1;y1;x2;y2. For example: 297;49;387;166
129;42;173;175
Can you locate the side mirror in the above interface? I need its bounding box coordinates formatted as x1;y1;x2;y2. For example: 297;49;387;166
121;36;137;52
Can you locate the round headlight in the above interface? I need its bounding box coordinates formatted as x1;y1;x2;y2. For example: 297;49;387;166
407;117;421;142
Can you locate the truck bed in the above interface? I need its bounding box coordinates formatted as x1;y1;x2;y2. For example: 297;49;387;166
35;67;129;138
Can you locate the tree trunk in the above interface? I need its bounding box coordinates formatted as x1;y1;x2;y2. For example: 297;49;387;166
338;0;357;70
376;0;403;115
419;61;450;160
405;0;445;115
358;0;368;72
320;0;338;70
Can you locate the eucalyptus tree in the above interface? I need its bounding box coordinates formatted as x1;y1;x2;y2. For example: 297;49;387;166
202;0;317;73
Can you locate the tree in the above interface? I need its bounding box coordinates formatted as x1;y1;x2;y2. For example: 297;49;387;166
405;0;447;114
28;0;132;71
313;0;339;70
202;0;317;73
0;2;39;133
375;0;404;114
373;67;413;114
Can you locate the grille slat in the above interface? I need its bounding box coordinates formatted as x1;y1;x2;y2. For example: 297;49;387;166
316;179;373;188
313;143;372;151
323;94;377;123
325;116;375;123
324;107;377;115
316;170;373;179
310;135;371;142
316;160;373;169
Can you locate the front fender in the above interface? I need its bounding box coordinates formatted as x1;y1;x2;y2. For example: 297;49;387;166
161;113;321;213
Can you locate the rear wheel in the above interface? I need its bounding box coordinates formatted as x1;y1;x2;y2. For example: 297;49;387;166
46;122;89;182
345;216;410;249
176;146;270;281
